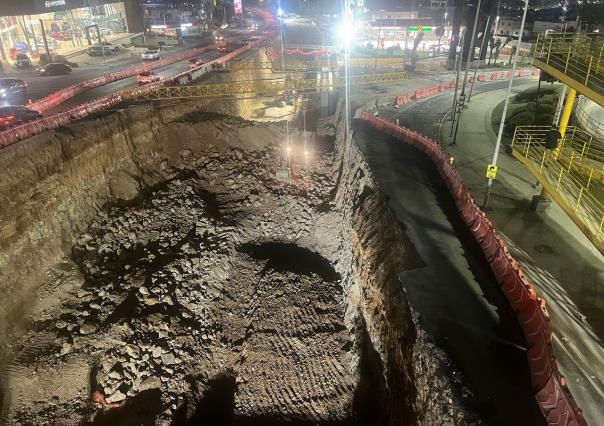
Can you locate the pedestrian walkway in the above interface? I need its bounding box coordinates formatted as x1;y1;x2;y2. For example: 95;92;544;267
425;85;603;423
352;75;604;423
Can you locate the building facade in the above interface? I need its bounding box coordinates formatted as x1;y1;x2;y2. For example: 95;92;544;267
0;0;143;61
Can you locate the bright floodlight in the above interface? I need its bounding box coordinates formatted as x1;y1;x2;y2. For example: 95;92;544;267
277;7;284;16
336;19;355;41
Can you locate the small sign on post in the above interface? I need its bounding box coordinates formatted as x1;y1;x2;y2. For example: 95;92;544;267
486;164;498;179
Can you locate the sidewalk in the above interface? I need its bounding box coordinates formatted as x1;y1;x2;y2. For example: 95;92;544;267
380;83;604;424
345;66;604;420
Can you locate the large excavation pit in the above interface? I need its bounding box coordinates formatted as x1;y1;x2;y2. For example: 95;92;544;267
1;103;483;425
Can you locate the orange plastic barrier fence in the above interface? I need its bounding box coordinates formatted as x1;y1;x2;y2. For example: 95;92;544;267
393;69;538;106
359;111;587;426
0;35;274;149
29;45;219;113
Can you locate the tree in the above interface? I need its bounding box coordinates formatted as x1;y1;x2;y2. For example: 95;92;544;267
435;26;445;53
411;32;424;65
508;45;517;65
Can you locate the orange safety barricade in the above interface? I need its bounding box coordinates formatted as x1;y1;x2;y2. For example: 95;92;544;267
359;111;587;426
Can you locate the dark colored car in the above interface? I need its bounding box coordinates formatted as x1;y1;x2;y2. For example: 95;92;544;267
37;63;72;76
87;45;115;56
0;106;42;130
15;54;33;69
0;78;27;105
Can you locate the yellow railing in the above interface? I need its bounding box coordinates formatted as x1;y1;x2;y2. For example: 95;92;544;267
227;57;405;72
512;125;604;253
128;72;409;101
532;32;604;104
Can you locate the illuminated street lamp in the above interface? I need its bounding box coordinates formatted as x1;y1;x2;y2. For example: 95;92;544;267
277;7;284;17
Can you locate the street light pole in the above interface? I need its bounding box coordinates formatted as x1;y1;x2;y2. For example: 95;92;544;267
451;0;482;146
468;15;490;102
449;28;465;135
483;0;529;209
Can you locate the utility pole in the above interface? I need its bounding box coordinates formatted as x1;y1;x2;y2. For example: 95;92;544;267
468;15;490;102
483;0;529;209
449;28;465;136
451;0;482;146
39;19;51;63
94;24;106;66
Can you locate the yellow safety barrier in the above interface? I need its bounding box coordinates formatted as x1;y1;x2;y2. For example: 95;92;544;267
532;32;604;106
227;57;405;72
128;72;408;101
512;125;604;254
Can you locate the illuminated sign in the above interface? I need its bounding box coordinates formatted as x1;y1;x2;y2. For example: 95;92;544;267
234;0;242;15
45;0;66;7
408;26;433;32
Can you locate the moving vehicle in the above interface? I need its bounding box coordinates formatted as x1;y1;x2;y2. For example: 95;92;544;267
0;106;41;130
136;71;160;85
240;38;254;46
142;49;160;60
187;58;205;68
37;63;72;76
14;54;33;69
0;78;27;105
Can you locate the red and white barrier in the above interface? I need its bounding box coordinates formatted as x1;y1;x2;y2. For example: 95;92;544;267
359;111;587;426
0;33;275;149
28;45;221;113
393;69;540;107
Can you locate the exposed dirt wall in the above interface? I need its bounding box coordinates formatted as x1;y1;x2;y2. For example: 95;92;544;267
0;96;473;424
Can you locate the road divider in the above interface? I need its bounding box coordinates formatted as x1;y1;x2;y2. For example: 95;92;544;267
29;45;220;113
0;33;274;149
359;111;587;426
394;68;540;107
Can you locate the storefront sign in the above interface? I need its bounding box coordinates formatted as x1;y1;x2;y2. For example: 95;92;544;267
34;0;68;12
45;0;66;7
34;0;123;14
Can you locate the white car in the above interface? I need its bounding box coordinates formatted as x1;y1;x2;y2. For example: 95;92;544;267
100;28;113;37
142;49;160;60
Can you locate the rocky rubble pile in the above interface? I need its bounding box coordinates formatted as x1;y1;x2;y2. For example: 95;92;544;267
8;142;354;425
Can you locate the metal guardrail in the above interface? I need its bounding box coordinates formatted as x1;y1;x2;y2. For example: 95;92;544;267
130;72;408;101
512;125;604;253
532;32;604;105
228;57;405;72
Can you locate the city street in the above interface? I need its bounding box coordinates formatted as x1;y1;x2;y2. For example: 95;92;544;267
0;26;254;106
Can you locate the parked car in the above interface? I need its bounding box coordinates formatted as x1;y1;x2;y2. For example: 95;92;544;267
99;28;113;37
14;54;33;69
101;41;121;52
87;45;116;56
136;71;160;85
187;58;205;68
141;49;160;60
37;63;72;76
0;106;41;130
0;78;27;105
